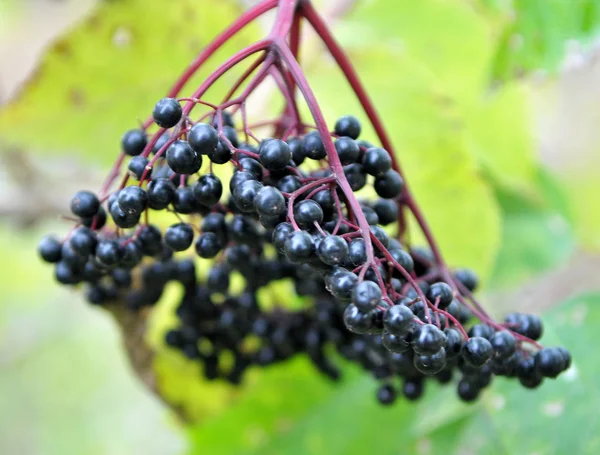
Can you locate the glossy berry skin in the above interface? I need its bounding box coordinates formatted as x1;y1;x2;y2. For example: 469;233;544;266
70;191;100;218
118;186;148;215
195;232;223;258
303;131;326;160
374;170;404;199
95;240;124;268
343;304;375;334
152;97;182;128
287;137;305;165
412;324;447;355
389;249;414;275
173;187;199;214
454;268;479;292
109;202;140;229
348;238;367;266
69;227;97;256
427;282;454;309
188;123;218;155
382;332;411;353
373;199;398;225
317;235;348;266
259;139;292;171
81;207;107;230
334;137;360;165
462;337;493;367
490;330;516;359
272;222;294;253
193;174;222;207
208;140;232;164
284;231;315;263
383;304;414;336
254;186;286;217
403;379;424;401
362;147;392;176
444;327;463;359
165;223;194;251
535;347;568;378
38;236;62;263
294;200;324;229
376;384;397;405
148;178;176;210
128;156;150;180
506;313;543;341
352;280;382;313
121;129;147;156
334;115;361;140
343;164;367;191
166;140;201;175
457;379;480;402
329;271;358;300
233;180;263;213
414;348;446;375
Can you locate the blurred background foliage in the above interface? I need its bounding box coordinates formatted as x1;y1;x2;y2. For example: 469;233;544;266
0;0;599;454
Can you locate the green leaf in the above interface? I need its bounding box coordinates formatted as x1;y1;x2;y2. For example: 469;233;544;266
490;168;575;287
310;0;504;280
489;0;600;81
0;0;257;165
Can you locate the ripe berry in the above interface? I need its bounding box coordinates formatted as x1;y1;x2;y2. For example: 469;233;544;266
382;332;411;353
383;303;415;336
70;191;100;218
277;175;301;193
352;280;382;313
334;137;360;164
362;147;392;176
412;324;447;355
414;348;446;375
138;224;162;256
427;282;454;309
376;384;396;405
233;180;263;212
121;129;147;156
373;199;398;225
166;140;202;175
69;227;97;256
81;207;107;230
118;186;148;215
317;235;348;266
152;97;182;128
254;186;286;217
272;222;294;253
38;236;62;263
457;379;480;402
490;330;516;359
128;156;150;180
389;249;414;274
206;140;231;164
343;163;367;191
454;268;479;291
462;337;493;367
330;270;358;300
403;379;424;401
95;240;124;267
165;223;194;251
444;328;463;358
259;139;292;170
284;230;315;263
348;238;367;266
195;232;224;258
343;304;374;334
287;137;305;165
55;261;81;285
188;123;218;155
294;200;324;229
374;170;404;199
173;187;199;214
303;131;326;160
193;173;223;207
109;201;140;228
334;115;361;140
535;347;568;378
148;178;176;210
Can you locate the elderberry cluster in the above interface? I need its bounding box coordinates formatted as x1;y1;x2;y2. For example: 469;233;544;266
38;98;571;405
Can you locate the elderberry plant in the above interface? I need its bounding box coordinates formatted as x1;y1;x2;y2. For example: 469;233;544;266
37;0;571;405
